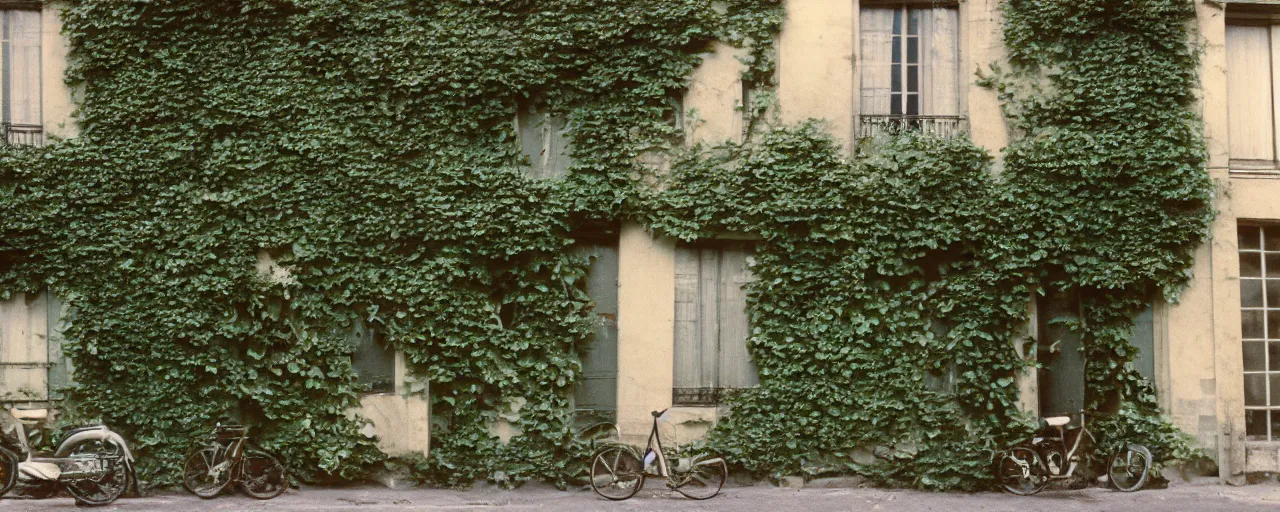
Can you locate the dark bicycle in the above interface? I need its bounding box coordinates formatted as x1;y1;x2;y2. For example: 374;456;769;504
996;411;1151;495
182;424;288;499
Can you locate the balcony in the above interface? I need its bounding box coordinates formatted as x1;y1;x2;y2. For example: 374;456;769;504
2;123;44;147
858;115;968;140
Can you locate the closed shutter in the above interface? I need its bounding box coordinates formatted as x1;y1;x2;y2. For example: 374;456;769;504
0;292;49;402
1226;25;1276;162
5;10;41;126
517;105;572;180
673;244;758;404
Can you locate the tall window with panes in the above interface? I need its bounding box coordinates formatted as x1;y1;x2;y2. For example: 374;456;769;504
1226;11;1280;171
1;9;40;146
1240;225;1280;440
859;1;963;139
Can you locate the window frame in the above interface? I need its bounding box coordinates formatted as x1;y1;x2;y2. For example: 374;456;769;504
1239;224;1280;441
671;240;759;407
1226;6;1280;173
1;6;43;147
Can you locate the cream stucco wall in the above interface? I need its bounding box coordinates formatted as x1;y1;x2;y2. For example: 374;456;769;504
42;3;76;139
778;0;855;149
615;222;677;444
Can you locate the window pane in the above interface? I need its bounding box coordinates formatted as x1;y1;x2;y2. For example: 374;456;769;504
1245;374;1267;405
1248;409;1269;439
1267;254;1280;278
890;94;902;115
891;63;901;92
907;38;919;64
1271;311;1280;339
1266;227;1280;251
1245;341;1266;371
892;36;902;64
907;66;918;92
1272;411;1280;440
1243;279;1264;307
1244;310;1265;339
893;8;902;35
1273;342;1280;370
908;9;920;35
1268;280;1280;306
1240;225;1261;250
906;95;919;115
1271;374;1280;405
1242;252;1263;277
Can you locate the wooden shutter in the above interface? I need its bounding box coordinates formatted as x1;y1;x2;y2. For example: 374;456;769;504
673;245;758;393
859;8;896;116
0;292;49;402
6;10;41;125
717;248;757;388
516;104;571;180
1227;24;1276;162
919;8;960;116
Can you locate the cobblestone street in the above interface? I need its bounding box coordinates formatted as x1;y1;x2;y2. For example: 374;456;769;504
0;480;1276;512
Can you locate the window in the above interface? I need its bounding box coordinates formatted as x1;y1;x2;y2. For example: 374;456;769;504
351;321;395;394
1240;225;1280;440
859;2;963;139
673;243;758;406
516;102;572;180
1226;21;1280;168
1;9;41;146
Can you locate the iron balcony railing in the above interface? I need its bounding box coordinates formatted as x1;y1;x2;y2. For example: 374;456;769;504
2;122;44;147
672;387;751;407
859;115;968;140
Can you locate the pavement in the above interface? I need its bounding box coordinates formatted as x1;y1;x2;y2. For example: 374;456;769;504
0;479;1277;511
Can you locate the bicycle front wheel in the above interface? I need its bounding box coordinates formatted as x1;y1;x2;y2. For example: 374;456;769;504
1108;444;1151;492
590;445;644;501
672;453;727;500
0;447;18;497
239;447;288;499
183;446;232;499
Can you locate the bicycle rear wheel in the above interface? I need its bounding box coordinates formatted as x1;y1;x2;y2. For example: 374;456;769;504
1108;444;1151;492
672;453;727;500
63;439;129;506
239;447;288;499
589;445;644;500
183;446;231;498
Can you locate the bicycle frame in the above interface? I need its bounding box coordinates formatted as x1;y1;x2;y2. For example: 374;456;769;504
205;425;250;482
1035;412;1096;480
643;410;671;478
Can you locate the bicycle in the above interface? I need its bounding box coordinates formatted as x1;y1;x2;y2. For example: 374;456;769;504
182;424;288;499
588;408;727;501
995;411;1151;495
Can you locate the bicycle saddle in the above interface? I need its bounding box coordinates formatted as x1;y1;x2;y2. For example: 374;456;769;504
651;408;669;418
1044;416;1070;427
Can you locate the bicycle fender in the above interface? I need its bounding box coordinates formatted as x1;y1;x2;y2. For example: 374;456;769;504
53;428;135;462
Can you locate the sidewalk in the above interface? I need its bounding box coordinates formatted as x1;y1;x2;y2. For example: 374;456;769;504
0;480;1276;511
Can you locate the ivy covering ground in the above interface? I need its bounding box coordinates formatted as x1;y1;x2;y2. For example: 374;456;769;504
0;0;1210;491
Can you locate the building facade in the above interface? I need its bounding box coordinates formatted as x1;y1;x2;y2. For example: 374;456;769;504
0;0;1276;485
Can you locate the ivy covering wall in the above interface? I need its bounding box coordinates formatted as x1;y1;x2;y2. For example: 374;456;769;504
0;0;1210;491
